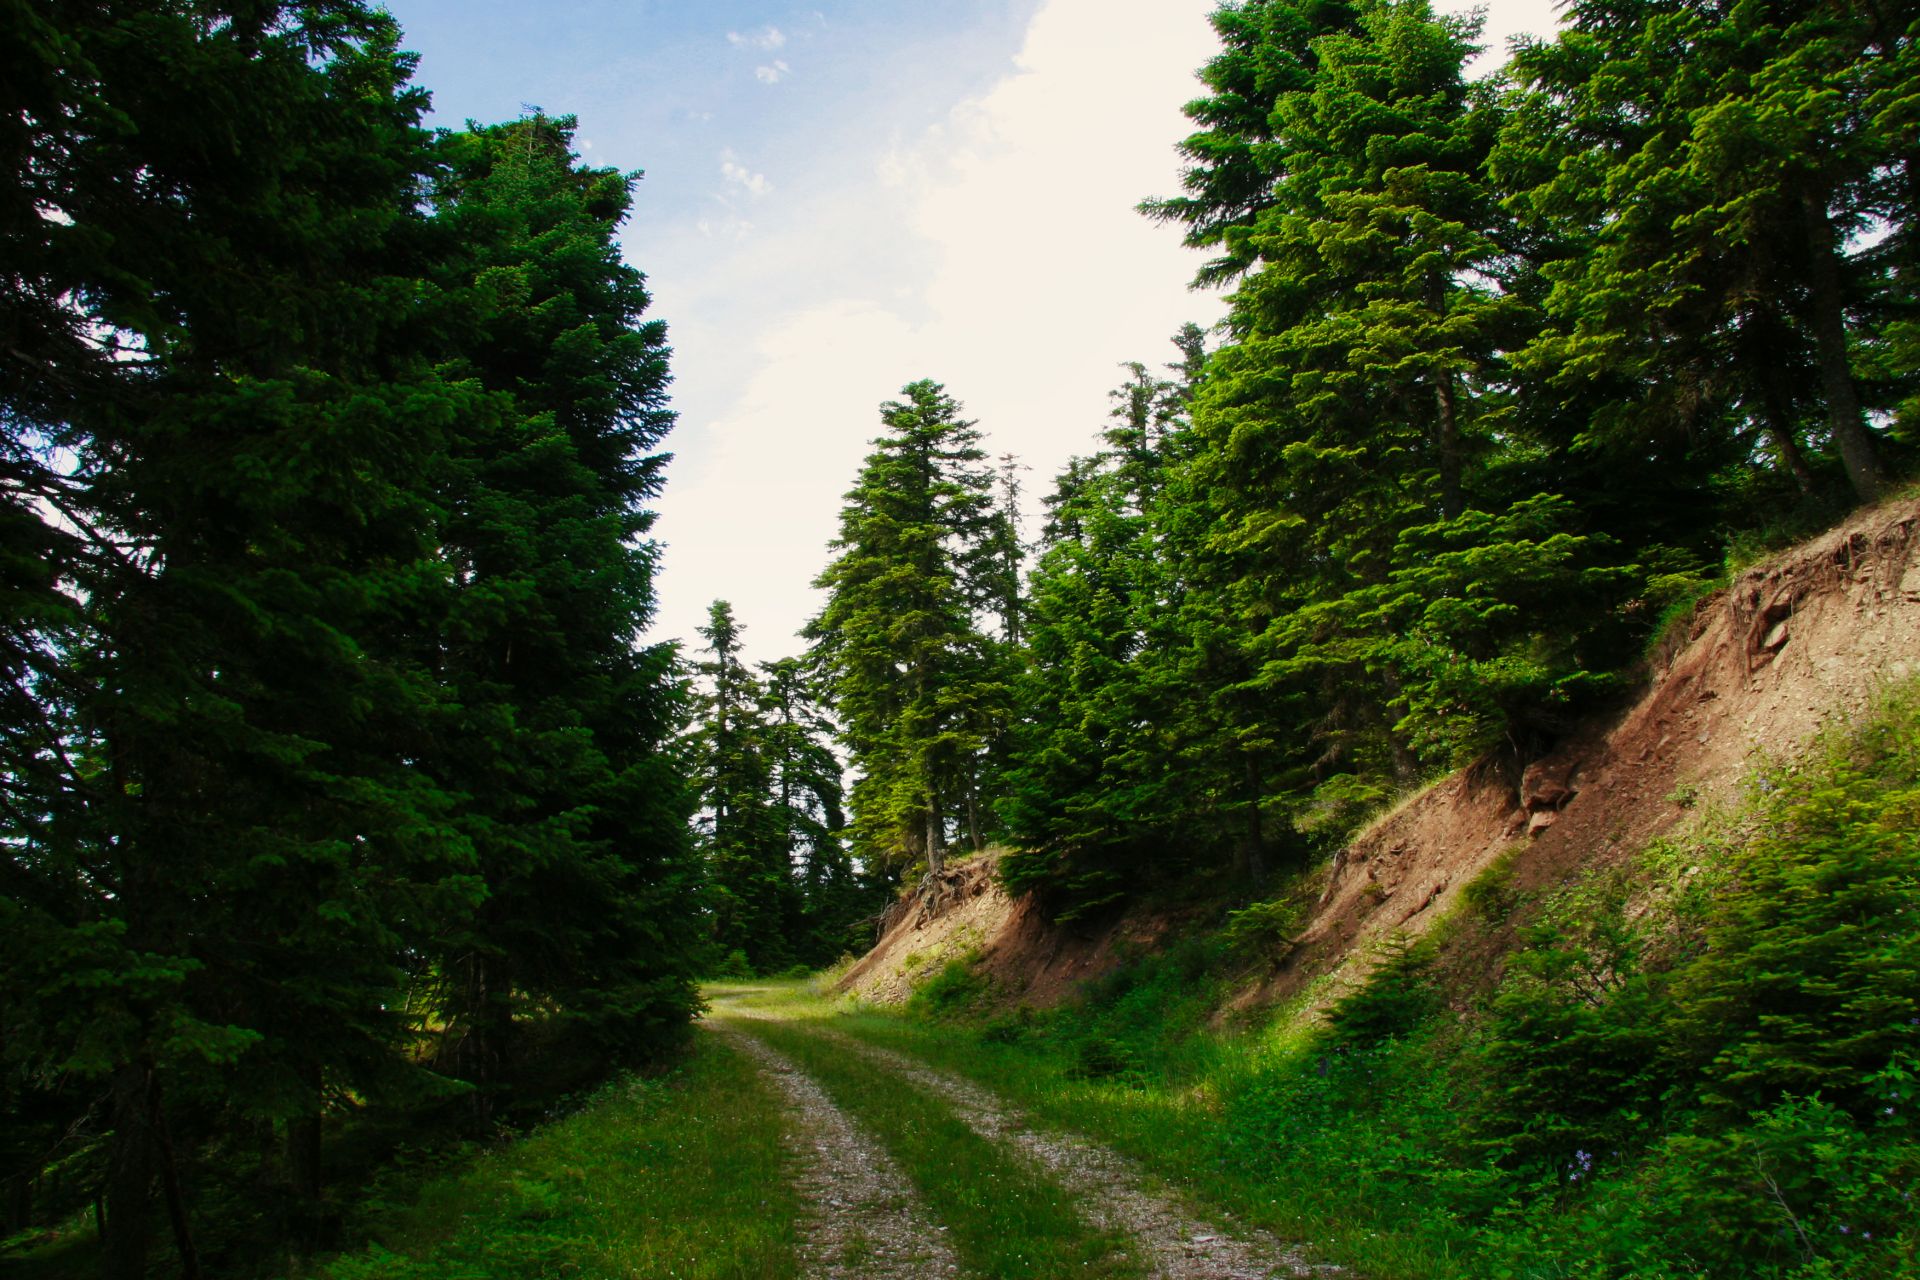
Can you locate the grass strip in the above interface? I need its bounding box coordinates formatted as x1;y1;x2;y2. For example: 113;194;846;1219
732;979;1452;1280
733;1012;1146;1280
313;1033;798;1280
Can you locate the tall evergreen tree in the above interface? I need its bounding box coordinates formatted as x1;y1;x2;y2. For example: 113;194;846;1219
1142;0;1365;286
807;381;1008;875
757;655;871;964
1497;0;1907;505
688;601;793;973
1001;336;1214;909
2;4;468;1271
1170;0;1644;802
2;33;703;1270
421;112;700;1124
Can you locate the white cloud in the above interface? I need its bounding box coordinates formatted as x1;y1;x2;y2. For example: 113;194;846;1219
1437;0;1564;75
727;25;785;51
649;0;1227;657
695;215;756;240
719;150;772;198
754;59;792;84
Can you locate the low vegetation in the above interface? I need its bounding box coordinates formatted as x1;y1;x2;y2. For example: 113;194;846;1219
742;1007;1142;1279
311;1036;798;1280
847;683;1920;1279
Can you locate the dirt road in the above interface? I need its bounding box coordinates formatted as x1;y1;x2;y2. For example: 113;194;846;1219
704;986;1342;1280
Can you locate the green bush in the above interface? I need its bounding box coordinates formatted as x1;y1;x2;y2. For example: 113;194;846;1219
1322;933;1439;1050
1671;700;1920;1115
1066;1034;1138;1082
907;956;990;1019
1459;844;1526;925
712;948;754;979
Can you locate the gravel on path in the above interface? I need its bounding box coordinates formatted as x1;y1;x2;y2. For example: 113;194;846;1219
705;1023;966;1280
818;1028;1344;1280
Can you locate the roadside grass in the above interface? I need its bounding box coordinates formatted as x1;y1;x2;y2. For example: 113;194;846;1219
744;678;1920;1280
715;978;1462;1280
309;1033;798;1280
855;1022;1465;1279
718;999;1145;1280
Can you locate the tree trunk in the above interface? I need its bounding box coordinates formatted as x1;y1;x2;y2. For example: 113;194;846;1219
924;805;945;876
102;1064;155;1280
459;953;498;1137
151;1084;201;1280
286;1114;322;1208
1757;368;1818;494
286;1059;329;1253
7;1172;30;1235
1434;372;1463;520
1427;272;1464;521
1799;188;1883;502
1240;758;1268;888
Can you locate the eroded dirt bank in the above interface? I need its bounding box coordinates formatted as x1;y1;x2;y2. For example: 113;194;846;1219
843;499;1920;1017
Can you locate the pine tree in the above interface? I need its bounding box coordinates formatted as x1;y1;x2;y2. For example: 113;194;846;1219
1;5;469;1270
1141;0;1365;287
423;112;701;1116
1001;341;1207;909
688;601;793;973
807;381;1007;876
758;656;872;963
1165;1;1508;818
1498;0;1904;505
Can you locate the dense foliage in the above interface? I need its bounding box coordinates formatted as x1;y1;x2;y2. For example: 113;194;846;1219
684;602;877;973
991;0;1916;915
805;381;1018;877
967;686;1919;1279
1;5;696;1274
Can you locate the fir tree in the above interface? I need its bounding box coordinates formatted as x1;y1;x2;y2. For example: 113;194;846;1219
1141;0;1365;286
807;381;1008;875
1498;0;1904;504
1001;340;1206;908
688;601;793;973
2;4;466;1270
758;656;872;963
423;112;701;1117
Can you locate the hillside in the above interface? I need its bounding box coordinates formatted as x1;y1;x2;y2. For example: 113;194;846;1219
844;496;1920;1014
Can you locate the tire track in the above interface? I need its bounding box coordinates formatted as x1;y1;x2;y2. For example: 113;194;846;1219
802;1023;1342;1280
706;1023;965;1279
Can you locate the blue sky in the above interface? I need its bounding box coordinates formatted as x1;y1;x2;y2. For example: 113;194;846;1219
383;0;1561;660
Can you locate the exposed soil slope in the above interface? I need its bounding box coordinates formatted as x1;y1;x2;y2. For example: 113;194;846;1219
844;498;1920;1014
1261;496;1920;1011
836;851;1194;1007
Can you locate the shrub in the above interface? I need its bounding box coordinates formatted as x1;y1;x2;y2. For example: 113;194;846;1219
1459;844;1526;925
1066;1034;1137;1082
712;949;754;979
1670;698;1920;1116
1322;933;1439;1049
907;956;990;1019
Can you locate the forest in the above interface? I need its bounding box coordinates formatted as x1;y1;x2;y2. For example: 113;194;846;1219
3;0;1917;1277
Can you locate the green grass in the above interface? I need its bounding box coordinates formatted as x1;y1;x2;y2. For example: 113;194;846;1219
734;679;1920;1280
721;998;1144;1280
0;1215;100;1279
710;977;1434;1277
771;997;1453;1279
311;1033;799;1280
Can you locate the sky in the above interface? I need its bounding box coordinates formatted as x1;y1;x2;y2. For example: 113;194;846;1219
383;0;1566;661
